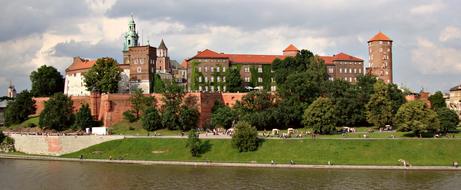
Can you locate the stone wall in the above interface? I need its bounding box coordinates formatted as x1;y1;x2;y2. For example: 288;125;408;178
10;134;123;156
33;92;247;128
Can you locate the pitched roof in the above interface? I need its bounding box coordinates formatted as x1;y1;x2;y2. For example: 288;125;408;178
180;60;189;69
66;57;96;72
450;84;461;91
227;54;285;64
283;44;299;52
332;53;363;61
368;32;392;42
158;39;167;50
192;49;228;59
319;53;363;65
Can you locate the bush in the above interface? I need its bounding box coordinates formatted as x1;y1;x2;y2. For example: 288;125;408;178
74;104;94;130
186;129;201;157
39;93;74;131
141;108;162;131
123;110;137;123
231;121;259;152
302;97;337;134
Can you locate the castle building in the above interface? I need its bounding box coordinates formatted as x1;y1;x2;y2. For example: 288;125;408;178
447;84;461;118
64;16;177;95
366;32;393;84
186;44;364;92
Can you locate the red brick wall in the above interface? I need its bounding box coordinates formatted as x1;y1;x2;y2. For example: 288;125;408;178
33;92;247;128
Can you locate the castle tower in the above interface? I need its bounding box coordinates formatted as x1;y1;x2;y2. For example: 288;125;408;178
7;81;16;98
367;32;393;84
283;44;300;57
123;16;140;64
156;39;171;73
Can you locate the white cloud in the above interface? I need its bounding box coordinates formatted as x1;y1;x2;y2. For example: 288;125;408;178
439;26;461;42
410;2;445;15
411;37;461;74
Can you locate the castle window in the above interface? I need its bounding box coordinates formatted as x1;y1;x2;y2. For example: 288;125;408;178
217;76;221;82
211;86;215;92
271;86;277;92
205;67;208;72
329;77;334;81
223;76;226;82
339;68;342;73
223;67;226;72
217;67;220;72
223;86;227;92
328;67;334;73
140;59;144;64
211;76;214;82
258;77;263;83
359;69;362;73
217;86;221;91
211;67;214;72
244;67;249;73
199;86;202;91
258;67;263;73
205;86;208;92
198;67;202;72
205;77;208;82
128;40;131;45
244;77;250;82
271;77;275;83
137;67;141;73
198;76;202;83
354;68;357;73
349;68;352;73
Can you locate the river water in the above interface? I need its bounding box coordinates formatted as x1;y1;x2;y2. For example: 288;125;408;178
1;159;460;190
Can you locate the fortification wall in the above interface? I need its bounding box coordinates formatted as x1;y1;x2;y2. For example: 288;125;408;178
33;92;247;128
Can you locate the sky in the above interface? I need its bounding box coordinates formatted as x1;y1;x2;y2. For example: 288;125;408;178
1;0;461;96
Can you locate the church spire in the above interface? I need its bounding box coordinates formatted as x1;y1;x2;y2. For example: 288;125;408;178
123;15;139;51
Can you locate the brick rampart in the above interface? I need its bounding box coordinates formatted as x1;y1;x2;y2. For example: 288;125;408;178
33;92;247;128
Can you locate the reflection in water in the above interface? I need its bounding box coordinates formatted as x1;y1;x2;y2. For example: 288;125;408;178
1;159;460;190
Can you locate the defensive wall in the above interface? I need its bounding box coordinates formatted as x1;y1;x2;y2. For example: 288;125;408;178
33;92;247;128
9;134;123;156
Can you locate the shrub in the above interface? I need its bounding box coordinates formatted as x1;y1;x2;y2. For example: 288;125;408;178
123;110;137;123
74;104;94;130
141;108;162;131
186;129;201;157
231;121;259;152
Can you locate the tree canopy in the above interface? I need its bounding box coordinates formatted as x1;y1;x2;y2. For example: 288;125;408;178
83;57;121;93
129;89;155;119
302;97;337;134
141;107;162;131
225;67;245;92
74;104;94;130
436;107;459;133
395;100;440;135
429;91;447;110
39;93;74;131
4;90;36;126
366;80;394;128
30;65;64;97
231;121;259;152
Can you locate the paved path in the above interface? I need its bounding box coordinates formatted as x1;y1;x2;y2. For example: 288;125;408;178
1;153;460;171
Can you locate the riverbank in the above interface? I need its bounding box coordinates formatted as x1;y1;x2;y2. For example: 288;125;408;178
1;153;460;171
60;138;461;166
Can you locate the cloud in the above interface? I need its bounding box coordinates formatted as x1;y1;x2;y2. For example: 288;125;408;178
411;37;461;74
439;26;461;42
410;2;445;15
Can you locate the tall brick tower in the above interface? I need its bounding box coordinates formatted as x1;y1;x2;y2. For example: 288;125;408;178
122;16;157;93
367;32;393;84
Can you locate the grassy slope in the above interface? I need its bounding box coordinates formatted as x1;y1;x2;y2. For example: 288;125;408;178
109;120;181;136
62;138;461;166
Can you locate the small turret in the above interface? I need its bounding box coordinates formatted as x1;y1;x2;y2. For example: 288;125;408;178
7;80;16;98
123;15;139;51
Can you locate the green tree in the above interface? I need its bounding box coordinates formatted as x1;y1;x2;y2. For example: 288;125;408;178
366;80;394;129
30;65;64;97
234;90;278;130
225;67;245;92
4;90;36;126
39;93;74;131
211;106;237;129
74;104;94;130
179;106;200;131
388;83;406;115
395;100;440;136
123;110;137;123
186;129;201;157
231;121;259;152
141;107;162;131
153;74;166;93
436;107;459;134
302;97;337;134
429;91;447;109
83;57;121;93
161;82;184;130
129;89;155;119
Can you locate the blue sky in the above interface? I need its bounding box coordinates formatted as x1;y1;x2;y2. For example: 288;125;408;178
1;0;460;95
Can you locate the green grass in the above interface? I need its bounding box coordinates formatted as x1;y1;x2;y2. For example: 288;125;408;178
62;138;461;166
1;116;39;131
109;120;181;136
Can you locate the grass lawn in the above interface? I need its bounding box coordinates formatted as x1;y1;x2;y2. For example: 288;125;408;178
109;120;181;136
1;116;39;131
62;138;461;166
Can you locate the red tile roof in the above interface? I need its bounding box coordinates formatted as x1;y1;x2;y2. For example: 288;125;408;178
283;44;299;52
368;32;392;42
319;56;335;65
227;54;285;64
66;57;96;72
319;53;363;65
180;60;189;69
194;49;228;58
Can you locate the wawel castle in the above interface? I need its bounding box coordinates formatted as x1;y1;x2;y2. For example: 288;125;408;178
64;16;394;96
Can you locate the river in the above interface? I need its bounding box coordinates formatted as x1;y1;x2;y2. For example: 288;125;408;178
1;159;460;190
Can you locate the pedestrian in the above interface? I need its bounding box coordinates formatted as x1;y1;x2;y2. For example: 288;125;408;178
271;160;275;165
453;161;459;168
290;160;295;165
80;154;83;160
